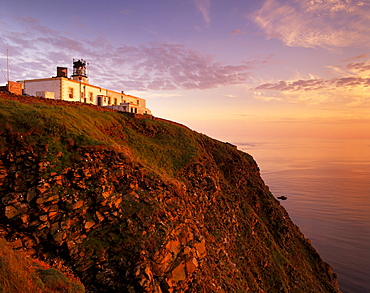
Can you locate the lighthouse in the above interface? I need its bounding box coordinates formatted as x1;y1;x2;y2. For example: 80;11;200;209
71;59;88;83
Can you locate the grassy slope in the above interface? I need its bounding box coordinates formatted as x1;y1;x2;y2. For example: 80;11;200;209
0;94;339;292
0;96;201;178
0;239;84;293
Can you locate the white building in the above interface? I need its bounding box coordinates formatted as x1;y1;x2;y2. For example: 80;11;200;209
20;60;151;115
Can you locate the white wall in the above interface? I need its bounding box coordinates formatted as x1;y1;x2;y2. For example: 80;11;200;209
24;79;61;99
23;77;151;114
60;79;84;102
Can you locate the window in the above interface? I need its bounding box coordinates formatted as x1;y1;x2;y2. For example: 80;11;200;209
137;99;140;105
108;97;111;104
68;87;74;99
114;98;117;105
89;92;93;102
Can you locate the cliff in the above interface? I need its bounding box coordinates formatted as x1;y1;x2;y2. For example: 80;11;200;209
0;92;340;292
0;238;85;293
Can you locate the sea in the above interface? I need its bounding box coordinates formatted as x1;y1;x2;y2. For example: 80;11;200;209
227;137;370;293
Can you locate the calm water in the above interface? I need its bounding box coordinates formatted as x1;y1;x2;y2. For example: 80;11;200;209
230;137;370;293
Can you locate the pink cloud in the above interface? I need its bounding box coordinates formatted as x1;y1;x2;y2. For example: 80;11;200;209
345;62;370;73
1;17;271;91
252;0;370;49
109;43;260;90
193;0;211;25
231;29;245;36
254;76;370;92
341;54;369;62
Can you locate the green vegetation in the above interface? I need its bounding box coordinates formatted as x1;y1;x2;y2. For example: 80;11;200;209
0;97;200;177
124;119;200;176
0;94;340;292
0;239;84;293
38;269;85;293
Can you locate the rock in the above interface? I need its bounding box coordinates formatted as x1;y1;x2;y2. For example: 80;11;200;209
2;192;23;205
10;238;23;249
193;239;206;258
5;205;20;219
39;214;48;222
0;164;7;182
0;96;342;293
169;262;186;282
183;246;192;255
37;182;50;194
277;196;288;200
53;231;66;243
178;229;194;245
95;211;105;222
72;200;84;210
84;221;95;230
165;239;181;256
53;175;64;185
186;258;198;275
60;219;72;229
152;250;174;276
26;187;37;202
36;192;59;204
20;214;30;224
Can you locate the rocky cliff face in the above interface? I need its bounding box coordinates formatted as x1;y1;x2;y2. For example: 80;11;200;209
0;93;340;292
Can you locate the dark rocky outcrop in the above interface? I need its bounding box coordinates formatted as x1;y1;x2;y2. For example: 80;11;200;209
0;93;340;292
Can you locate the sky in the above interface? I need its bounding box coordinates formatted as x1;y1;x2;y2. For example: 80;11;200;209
1;0;370;140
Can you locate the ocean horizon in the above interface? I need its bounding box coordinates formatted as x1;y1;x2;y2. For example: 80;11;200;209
227;136;370;293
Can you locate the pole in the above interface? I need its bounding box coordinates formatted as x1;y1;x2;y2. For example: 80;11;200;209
6;49;9;83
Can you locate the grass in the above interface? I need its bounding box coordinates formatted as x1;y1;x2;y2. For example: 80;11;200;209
0;97;202;178
38;268;85;293
123;118;200;177
0;239;85;293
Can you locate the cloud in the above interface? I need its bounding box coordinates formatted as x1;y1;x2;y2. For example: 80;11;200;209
254;78;330;91
231;29;245;36
0;17;268;91
105;43;263;91
345;61;370;73
193;0;211;25
253;91;282;102
254;76;370;91
252;58;370;107
252;0;370;49
341;53;369;62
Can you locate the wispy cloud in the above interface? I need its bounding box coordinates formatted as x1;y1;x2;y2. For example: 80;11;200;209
341;53;369;63
254;77;370;92
193;0;211;25
345;61;370;73
252;0;370;49
0;17;269;91
231;29;245;36
252;59;370;107
107;43;262;90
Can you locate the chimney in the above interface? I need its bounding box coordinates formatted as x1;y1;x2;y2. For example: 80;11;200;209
57;67;68;78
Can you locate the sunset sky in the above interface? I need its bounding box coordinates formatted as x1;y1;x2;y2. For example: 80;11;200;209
1;0;369;140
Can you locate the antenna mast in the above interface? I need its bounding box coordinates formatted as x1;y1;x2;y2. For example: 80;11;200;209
6;49;9;83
